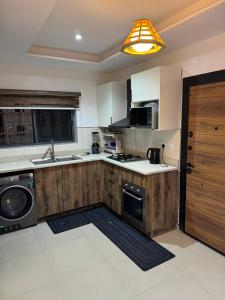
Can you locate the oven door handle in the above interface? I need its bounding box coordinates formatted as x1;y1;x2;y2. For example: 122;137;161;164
122;189;143;201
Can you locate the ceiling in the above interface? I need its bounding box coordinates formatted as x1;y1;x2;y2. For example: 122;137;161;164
0;0;225;73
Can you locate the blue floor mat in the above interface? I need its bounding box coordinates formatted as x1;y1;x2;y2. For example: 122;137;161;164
47;206;175;271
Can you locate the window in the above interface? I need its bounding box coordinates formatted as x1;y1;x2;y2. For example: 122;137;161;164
0;109;75;146
35;110;74;143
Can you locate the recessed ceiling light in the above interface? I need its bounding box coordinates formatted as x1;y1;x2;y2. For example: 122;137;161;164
75;33;82;41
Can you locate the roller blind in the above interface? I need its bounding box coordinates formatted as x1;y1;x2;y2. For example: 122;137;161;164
0;89;80;108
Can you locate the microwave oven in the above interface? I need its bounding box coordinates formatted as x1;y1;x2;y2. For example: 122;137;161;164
130;104;158;129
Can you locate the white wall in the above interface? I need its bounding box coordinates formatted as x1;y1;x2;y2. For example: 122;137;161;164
0;73;98;127
0;67;112;157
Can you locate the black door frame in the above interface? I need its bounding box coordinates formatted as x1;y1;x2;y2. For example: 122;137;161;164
179;69;225;231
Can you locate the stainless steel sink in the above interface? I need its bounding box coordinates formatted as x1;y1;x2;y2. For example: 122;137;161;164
31;155;81;165
55;155;81;162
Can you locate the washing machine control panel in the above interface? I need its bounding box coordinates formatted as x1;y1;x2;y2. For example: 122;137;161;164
0;224;21;234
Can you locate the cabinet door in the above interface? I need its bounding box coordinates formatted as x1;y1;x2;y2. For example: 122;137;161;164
111;81;127;124
34;167;63;218
62;163;85;212
131;67;160;102
102;163;113;208
84;161;103;206
97;83;112;127
110;165;122;215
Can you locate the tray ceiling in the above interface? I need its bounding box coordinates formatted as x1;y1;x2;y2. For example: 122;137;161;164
0;0;225;72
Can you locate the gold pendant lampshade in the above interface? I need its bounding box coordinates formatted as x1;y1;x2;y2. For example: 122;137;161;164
121;19;165;55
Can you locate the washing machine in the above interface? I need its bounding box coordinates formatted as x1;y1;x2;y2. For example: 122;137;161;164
0;172;37;234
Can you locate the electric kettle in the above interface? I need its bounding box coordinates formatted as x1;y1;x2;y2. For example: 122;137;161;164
146;148;160;164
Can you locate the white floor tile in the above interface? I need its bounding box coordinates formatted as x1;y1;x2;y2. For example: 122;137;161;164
82;223;124;258
154;230;216;271
130;273;216;300
0;227;42;261
7;281;64;300
43;234;110;279
106;252;181;299
34;221;84;250
184;251;225;299
0;224;223;300
57;261;123;300
0;250;53;299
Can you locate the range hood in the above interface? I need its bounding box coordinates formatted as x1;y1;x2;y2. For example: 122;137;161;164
109;79;131;128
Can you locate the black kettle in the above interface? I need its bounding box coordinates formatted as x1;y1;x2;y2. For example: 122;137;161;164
146;148;160;164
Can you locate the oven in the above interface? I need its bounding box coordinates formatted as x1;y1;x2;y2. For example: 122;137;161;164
122;181;145;232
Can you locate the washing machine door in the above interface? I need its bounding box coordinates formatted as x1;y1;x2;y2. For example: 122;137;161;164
0;185;33;220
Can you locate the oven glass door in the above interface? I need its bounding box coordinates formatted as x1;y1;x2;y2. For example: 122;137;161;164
123;189;143;222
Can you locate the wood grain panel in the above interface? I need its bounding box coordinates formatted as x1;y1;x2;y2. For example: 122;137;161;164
186;212;225;254
110;165;122;215
34;167;63;218
188;123;225;136
151;171;179;237
62;163;85;211
84;161;103;206
0;89;80;108
186;81;225;253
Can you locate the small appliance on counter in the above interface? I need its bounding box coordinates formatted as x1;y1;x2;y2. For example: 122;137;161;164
146;148;161;164
91;131;101;154
108;153;143;163
102;131;123;154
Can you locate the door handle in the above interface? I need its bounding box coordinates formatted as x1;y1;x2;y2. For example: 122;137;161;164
122;189;143;201
187;162;195;168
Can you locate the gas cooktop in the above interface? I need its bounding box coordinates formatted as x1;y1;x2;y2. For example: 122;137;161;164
108;154;144;163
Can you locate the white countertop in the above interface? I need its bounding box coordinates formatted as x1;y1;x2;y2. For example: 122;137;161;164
0;152;178;176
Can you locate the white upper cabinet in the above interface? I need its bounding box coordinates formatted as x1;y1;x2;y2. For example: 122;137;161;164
131;67;160;102
131;66;181;130
97;81;127;127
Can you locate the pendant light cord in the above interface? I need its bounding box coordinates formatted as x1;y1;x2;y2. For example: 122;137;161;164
141;0;143;19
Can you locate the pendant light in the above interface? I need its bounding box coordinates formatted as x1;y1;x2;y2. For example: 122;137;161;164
121;0;165;55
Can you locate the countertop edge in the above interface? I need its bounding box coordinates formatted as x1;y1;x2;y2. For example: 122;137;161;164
0;155;178;176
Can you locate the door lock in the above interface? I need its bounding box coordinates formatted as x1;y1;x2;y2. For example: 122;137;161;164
188;131;193;137
186;168;192;174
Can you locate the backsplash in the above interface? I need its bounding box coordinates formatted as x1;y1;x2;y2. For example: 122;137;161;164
121;128;181;167
0;127;98;162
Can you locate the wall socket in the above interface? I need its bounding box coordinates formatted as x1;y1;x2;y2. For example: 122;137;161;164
168;143;175;150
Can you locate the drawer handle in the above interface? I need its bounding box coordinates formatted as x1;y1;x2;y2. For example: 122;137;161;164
122;189;143;201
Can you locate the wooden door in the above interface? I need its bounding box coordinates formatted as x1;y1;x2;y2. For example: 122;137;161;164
185;80;225;253
62;163;85;212
34;167;63;218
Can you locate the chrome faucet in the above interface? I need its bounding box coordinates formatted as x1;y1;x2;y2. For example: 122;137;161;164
42;139;56;160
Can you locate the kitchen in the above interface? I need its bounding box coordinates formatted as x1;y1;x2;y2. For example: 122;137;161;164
0;1;225;300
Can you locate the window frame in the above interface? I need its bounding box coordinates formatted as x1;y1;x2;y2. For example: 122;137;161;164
0;108;76;148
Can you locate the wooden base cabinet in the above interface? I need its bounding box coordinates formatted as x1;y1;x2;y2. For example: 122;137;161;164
102;162;179;238
62;163;85;211
35;161;179;238
84;161;103;206
34;167;63;218
102;163;122;215
34;161;103;219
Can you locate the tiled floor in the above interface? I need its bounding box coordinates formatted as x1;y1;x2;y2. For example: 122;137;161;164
0;223;224;300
